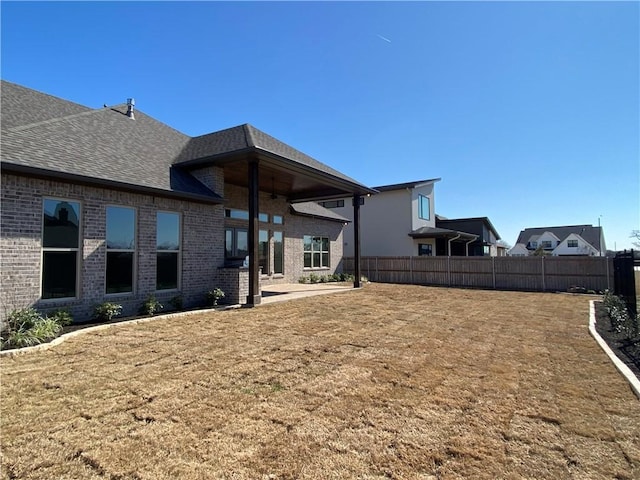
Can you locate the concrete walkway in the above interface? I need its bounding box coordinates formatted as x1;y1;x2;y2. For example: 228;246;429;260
260;283;356;304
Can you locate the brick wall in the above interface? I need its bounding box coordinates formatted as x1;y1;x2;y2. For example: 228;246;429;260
224;184;345;285
0;173;224;322
1;172;348;323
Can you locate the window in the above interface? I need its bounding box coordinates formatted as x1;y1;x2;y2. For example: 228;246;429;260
42;199;81;299
541;241;552;249
273;215;284;225
320;200;344;209
225;209;269;222
156;212;180;290
273;231;284;274
259;230;268;273
530;241;538;248
418;244;432;256
225;228;248;259
106;206;135;294
568;239;578;248
304;235;329;268
418;195;430;220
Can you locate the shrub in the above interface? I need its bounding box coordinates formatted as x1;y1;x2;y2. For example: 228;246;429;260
140;296;163;316
298;276;309;284
309;273;320;284
169;295;184;311
93;302;123;322
1;307;65;350
603;290;638;338
48;309;73;326
206;288;225;307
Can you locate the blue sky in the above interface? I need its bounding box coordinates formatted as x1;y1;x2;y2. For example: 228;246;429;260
2;1;638;250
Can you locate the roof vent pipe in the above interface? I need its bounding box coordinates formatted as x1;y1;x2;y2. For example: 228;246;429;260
126;98;135;120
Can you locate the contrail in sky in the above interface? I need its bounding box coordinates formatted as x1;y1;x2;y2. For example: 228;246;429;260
377;34;392;43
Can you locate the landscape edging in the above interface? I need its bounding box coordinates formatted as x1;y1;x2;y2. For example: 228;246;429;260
588;300;640;400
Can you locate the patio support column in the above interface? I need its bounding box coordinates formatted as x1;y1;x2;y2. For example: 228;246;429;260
353;194;362;288
246;158;261;306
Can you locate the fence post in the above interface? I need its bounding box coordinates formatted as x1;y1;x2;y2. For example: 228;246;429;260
410;256;413;284
541;256;546;291
375;256;379;281
492;256;496;289
447;256;451;287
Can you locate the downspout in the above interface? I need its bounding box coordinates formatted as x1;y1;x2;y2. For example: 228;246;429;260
448;234;461;256
464;236;477;256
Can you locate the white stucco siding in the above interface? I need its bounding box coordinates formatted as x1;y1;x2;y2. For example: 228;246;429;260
537;231;561;249
553;234;599;256
508;244;529;256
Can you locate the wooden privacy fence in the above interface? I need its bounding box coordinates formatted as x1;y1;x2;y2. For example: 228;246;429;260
343;256;613;293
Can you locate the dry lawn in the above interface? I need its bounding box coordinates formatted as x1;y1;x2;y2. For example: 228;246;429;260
1;283;639;480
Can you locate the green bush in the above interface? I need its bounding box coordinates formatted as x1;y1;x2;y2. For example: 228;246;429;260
206;288;225;306
1;307;65;350
309;273;320;284
93;302;123;322
140;296;163;316
603;290;638;338
48;309;73;326
298;276;310;284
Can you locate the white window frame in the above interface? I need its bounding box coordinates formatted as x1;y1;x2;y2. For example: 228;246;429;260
41;197;82;301
567;239;578;248
105;205;137;295
156;211;181;292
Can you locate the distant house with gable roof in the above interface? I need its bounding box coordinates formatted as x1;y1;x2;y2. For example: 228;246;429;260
508;225;606;257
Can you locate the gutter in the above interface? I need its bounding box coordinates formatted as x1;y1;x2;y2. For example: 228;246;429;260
448;234;461;256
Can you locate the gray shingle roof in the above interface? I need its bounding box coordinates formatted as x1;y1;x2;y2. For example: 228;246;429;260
2;80;371;202
177;124;369;189
373;178;441;192
1;81;90;131
290;202;350;223
409;226;477;240
516;225;604;251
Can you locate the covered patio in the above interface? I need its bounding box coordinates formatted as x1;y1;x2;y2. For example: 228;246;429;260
409;226;478;256
176;124;377;305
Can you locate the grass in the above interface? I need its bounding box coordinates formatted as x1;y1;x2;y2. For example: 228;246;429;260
1;283;639;479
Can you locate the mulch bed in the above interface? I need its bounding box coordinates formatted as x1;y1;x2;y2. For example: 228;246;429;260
594;301;640;381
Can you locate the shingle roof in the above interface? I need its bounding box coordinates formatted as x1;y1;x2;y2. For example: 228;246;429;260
290;202;350;223
409;226;477;240
373;178;441;192
1;81;90;131
516;225;604;251
2;80;372;202
176;124;369;188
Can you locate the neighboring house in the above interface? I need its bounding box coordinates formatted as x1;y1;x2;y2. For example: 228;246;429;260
434;216;502;256
0;80;375;321
320;179;484;257
509;225;606;256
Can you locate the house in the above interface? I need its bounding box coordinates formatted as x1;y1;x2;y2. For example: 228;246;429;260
434;216;502;256
318;179;488;257
0;80;375;322
508;225;606;256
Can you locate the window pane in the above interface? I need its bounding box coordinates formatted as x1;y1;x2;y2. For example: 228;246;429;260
42;251;77;298
43;199;80;248
157;212;180;250
156;252;178;290
312;237;322;251
303;236;312;251
236;230;248;258
419;195;430;220
321;237;329;252
322;253;329;267
259;230;268;272
107;207;135;249
273;232;283;274
106;252;133;293
225;209;249;220
313;252;321;268
273;215;284;225
259;213;269;222
304;252;312;268
225;229;233;258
